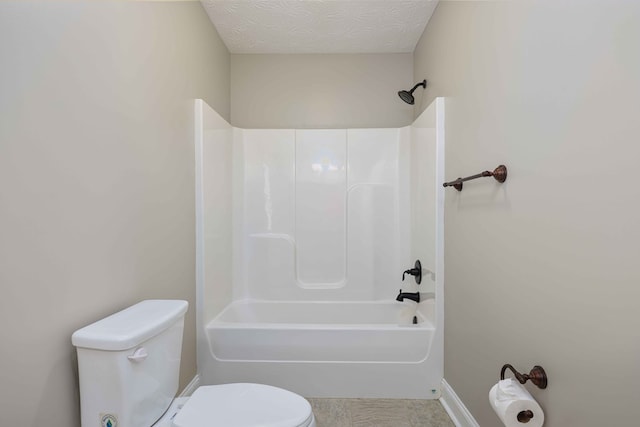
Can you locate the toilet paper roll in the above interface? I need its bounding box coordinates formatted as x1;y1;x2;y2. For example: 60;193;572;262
489;378;544;427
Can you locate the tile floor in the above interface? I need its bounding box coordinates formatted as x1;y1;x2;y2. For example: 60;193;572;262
307;398;456;427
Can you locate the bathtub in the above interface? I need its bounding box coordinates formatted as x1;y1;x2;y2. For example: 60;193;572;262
201;299;443;399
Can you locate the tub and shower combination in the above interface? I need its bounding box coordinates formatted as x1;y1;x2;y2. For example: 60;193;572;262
195;98;444;398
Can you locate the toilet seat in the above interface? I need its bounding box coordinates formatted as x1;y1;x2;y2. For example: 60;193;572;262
172;383;314;427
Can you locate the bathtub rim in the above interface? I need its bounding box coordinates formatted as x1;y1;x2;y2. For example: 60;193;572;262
208;298;436;330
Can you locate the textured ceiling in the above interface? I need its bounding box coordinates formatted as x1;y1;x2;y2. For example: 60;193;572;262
201;0;439;54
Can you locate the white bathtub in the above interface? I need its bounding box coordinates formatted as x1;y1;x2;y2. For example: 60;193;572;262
202;299;443;399
208;300;433;363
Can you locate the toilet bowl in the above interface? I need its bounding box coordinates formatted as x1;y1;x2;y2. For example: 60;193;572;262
72;300;315;427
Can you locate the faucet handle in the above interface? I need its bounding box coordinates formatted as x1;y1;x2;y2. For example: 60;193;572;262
402;260;422;285
402;268;418;280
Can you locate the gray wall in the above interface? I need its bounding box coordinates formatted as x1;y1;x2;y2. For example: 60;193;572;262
414;1;640;425
231;54;414;128
0;2;229;426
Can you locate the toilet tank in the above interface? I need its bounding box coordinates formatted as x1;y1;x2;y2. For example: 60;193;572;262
72;300;188;427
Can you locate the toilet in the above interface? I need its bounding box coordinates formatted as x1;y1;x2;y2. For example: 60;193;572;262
72;300;315;427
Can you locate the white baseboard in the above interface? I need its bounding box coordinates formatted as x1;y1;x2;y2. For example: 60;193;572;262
181;375;477;425
439;379;480;427
179;374;201;397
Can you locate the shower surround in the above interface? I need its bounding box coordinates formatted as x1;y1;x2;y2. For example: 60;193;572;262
195;99;444;398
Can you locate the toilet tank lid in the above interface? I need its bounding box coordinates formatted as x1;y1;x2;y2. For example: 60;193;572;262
72;300;188;351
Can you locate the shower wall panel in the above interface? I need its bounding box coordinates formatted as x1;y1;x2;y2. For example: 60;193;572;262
410;121;440;295
347;129;406;299
195;99;234;371
243;130;296;300
243;130;296;235
238;128;409;301
295;130;347;287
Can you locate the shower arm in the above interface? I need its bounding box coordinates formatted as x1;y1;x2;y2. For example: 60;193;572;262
408;81;426;94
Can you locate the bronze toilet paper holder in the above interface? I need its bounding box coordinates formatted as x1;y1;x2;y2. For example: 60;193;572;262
500;364;547;423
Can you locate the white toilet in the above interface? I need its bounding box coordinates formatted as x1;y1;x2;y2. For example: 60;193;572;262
72;300;315;427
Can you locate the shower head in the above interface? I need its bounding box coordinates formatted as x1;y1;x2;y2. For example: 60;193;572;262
398;79;427;105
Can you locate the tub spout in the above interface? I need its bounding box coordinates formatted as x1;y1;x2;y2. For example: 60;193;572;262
396;290;420;303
